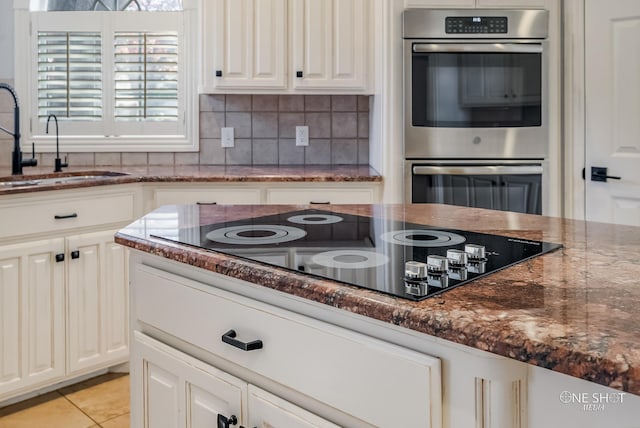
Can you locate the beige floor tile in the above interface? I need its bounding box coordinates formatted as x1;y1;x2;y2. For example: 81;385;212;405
59;373;130;424
0;391;95;428
101;413;130;428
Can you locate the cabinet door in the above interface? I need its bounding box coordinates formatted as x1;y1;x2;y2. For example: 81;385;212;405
211;0;287;90
248;385;340;428
0;239;65;400
265;186;376;204
291;0;370;91
477;0;549;8
131;332;248;428
67;230;128;375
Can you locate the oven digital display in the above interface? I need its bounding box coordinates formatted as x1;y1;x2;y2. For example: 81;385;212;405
445;16;508;33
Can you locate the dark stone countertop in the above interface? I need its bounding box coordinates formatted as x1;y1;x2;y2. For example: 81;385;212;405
0;165;382;195
115;203;640;396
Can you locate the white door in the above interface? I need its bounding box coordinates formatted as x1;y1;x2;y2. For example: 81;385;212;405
210;0;287;90
131;332;248;428
67;230;128;375
585;0;640;225
0;239;65;400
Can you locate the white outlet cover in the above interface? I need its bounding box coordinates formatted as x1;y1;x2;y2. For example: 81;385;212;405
221;127;234;148
296;125;309;146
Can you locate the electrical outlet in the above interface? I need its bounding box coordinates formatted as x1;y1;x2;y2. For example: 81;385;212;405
221;127;234;148
296;126;309;146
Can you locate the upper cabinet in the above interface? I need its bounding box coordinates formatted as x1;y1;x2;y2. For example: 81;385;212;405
405;0;549;8
207;0;287;90
201;0;372;94
291;0;370;91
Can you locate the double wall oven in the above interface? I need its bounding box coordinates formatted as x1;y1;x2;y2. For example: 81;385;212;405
403;9;550;214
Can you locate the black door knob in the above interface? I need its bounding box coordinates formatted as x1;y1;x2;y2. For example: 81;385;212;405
217;414;238;428
591;166;621;182
71;250;80;259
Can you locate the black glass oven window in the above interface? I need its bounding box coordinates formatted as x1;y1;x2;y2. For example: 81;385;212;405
411;172;542;214
412;50;542;127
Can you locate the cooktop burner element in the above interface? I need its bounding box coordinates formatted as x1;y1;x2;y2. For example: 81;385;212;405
151;209;562;301
380;229;466;247
205;224;307;245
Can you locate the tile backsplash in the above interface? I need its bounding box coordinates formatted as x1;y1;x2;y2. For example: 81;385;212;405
0;89;370;169
199;94;370;166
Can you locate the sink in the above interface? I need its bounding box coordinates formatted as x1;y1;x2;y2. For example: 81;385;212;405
0;171;129;188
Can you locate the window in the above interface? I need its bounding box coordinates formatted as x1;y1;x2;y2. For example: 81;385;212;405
16;0;198;152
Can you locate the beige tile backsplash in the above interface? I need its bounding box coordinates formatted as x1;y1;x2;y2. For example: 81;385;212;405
0;86;371;169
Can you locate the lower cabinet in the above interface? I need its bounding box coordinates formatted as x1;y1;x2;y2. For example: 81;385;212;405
0;229;129;402
130;262;442;427
67;230;129;375
0;238;65;398
133;332;338;428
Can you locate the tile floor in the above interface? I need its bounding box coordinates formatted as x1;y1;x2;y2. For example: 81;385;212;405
0;373;129;428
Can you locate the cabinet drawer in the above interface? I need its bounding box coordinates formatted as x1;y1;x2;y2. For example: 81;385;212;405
153;187;261;208
133;264;441;427
0;192;135;239
266;187;375;204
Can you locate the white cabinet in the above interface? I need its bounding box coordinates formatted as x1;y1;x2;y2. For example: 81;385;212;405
152;185;262;209
131;262;442;427
67;230;128;375
207;0;287;90
202;0;372;93
291;0;370;91
0;185;140;403
0;239;65;399
266;185;377;204
133;332;338;428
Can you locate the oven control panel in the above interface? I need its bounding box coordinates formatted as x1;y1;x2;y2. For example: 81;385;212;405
445;16;508;34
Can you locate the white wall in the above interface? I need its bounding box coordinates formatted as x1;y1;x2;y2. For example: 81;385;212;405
0;1;14;79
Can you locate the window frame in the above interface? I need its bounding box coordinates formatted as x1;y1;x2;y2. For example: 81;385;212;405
14;0;199;153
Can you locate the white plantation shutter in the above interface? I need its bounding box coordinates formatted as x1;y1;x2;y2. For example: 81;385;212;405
37;31;103;121
113;32;179;122
30;10;187;141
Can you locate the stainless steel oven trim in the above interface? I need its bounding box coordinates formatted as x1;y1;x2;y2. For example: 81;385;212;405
412;43;543;53
412;165;543;175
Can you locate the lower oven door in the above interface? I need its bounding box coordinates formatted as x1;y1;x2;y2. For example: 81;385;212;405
409;163;543;214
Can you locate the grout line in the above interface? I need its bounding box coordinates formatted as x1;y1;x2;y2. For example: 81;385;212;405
59;394;101;426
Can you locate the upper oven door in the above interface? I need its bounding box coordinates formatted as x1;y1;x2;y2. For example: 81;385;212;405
411;43;542;128
404;40;549;159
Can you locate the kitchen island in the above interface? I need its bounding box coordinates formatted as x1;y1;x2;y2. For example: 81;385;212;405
116;203;640;427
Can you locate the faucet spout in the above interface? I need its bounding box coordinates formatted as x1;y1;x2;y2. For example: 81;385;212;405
0;83;37;175
46;114;68;173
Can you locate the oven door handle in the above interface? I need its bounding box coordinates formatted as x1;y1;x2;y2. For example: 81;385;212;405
412;165;543;175
412;43;543;54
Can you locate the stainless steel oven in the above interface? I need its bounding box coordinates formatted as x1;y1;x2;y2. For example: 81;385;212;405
403;9;549;159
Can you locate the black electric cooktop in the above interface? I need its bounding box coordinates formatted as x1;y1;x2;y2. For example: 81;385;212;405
152;209;562;301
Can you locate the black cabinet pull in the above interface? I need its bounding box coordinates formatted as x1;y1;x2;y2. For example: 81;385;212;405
217;413;237;428
216;70;223;77
591;166;621;182
309;201;330;205
221;329;263;351
55;253;65;262
54;213;78;220
296;70;303;78
196;201;217;205
71;250;80;259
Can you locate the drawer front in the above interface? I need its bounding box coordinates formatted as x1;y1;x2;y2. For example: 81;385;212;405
133;264;441;427
153;188;261;208
266;187;375;204
0;192;135;239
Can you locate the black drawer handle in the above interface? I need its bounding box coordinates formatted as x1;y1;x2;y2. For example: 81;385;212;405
196;201;217;205
309;201;330;205
221;329;263;351
54;213;78;220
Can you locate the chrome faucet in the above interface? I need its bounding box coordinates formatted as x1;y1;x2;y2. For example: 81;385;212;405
46;114;68;173
0;83;38;175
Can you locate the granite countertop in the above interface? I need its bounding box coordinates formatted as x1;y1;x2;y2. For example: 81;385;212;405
0;164;382;195
115;203;640;396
